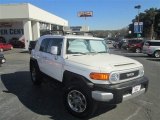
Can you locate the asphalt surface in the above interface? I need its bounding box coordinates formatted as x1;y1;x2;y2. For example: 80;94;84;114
0;47;160;120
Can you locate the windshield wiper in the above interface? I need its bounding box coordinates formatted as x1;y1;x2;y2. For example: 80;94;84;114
97;51;107;53
70;52;87;55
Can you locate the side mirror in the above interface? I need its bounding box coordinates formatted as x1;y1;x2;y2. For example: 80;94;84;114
51;46;58;55
145;43;149;46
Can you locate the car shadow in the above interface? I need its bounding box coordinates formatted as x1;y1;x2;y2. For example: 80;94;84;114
146;58;160;62
19;51;29;54
1;71;116;120
112;49;121;51
120;53;149;58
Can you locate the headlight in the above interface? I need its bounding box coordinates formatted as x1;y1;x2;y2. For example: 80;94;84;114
139;67;144;77
2;59;6;63
109;73;120;83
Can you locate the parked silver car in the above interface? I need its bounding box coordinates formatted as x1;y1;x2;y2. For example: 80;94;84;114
142;40;160;58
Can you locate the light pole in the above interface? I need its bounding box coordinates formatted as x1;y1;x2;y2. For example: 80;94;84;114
134;5;141;39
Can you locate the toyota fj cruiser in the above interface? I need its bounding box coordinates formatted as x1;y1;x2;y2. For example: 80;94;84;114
30;33;149;118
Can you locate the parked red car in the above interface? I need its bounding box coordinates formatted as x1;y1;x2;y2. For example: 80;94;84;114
129;40;144;53
9;38;25;48
0;43;13;52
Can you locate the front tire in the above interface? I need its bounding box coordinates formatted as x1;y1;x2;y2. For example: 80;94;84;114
135;48;141;53
10;46;13;50
30;63;42;85
64;84;97;118
0;48;3;52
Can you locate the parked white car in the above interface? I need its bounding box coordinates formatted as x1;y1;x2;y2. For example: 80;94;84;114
142;40;160;58
30;34;149;118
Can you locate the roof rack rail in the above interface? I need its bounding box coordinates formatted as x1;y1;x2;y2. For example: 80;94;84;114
40;29;93;36
40;29;65;36
64;31;93;36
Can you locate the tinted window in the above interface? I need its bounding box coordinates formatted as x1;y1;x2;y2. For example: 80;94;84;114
149;42;160;46
39;38;50;52
47;38;63;55
128;40;142;44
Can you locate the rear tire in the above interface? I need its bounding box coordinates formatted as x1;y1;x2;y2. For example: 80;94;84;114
64;83;97;118
154;51;160;58
30;63;42;85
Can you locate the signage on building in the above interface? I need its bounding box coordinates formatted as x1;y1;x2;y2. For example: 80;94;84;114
134;22;143;33
0;22;24;42
0;29;23;35
78;11;93;17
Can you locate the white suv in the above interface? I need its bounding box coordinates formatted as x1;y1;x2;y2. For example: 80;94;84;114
30;34;149;118
142;40;160;58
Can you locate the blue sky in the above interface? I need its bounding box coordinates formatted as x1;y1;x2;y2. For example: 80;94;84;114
0;0;160;30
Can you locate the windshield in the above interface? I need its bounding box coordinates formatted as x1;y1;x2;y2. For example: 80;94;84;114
66;38;108;54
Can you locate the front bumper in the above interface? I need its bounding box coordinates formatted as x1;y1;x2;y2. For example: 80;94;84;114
91;77;149;104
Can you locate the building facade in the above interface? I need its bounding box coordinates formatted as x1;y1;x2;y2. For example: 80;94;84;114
0;3;68;49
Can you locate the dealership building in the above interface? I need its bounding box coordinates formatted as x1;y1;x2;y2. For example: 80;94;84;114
0;3;68;49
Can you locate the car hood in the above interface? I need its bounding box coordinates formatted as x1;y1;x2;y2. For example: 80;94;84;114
66;53;142;71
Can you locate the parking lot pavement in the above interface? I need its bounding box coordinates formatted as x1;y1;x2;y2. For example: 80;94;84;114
0;48;160;120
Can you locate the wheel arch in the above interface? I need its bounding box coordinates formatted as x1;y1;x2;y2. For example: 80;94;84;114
30;57;40;71
62;70;94;89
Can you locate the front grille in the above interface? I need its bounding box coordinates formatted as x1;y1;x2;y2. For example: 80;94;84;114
120;70;139;80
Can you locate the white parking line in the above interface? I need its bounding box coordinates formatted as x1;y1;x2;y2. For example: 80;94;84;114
124;107;142;120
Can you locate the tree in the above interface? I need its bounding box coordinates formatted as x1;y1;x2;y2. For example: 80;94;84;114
128;8;160;39
154;9;160;39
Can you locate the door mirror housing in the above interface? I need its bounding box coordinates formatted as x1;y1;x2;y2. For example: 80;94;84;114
51;46;58;55
145;42;149;46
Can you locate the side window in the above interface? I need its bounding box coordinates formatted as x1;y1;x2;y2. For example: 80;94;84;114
39;38;50;52
47;38;63;55
150;42;160;46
